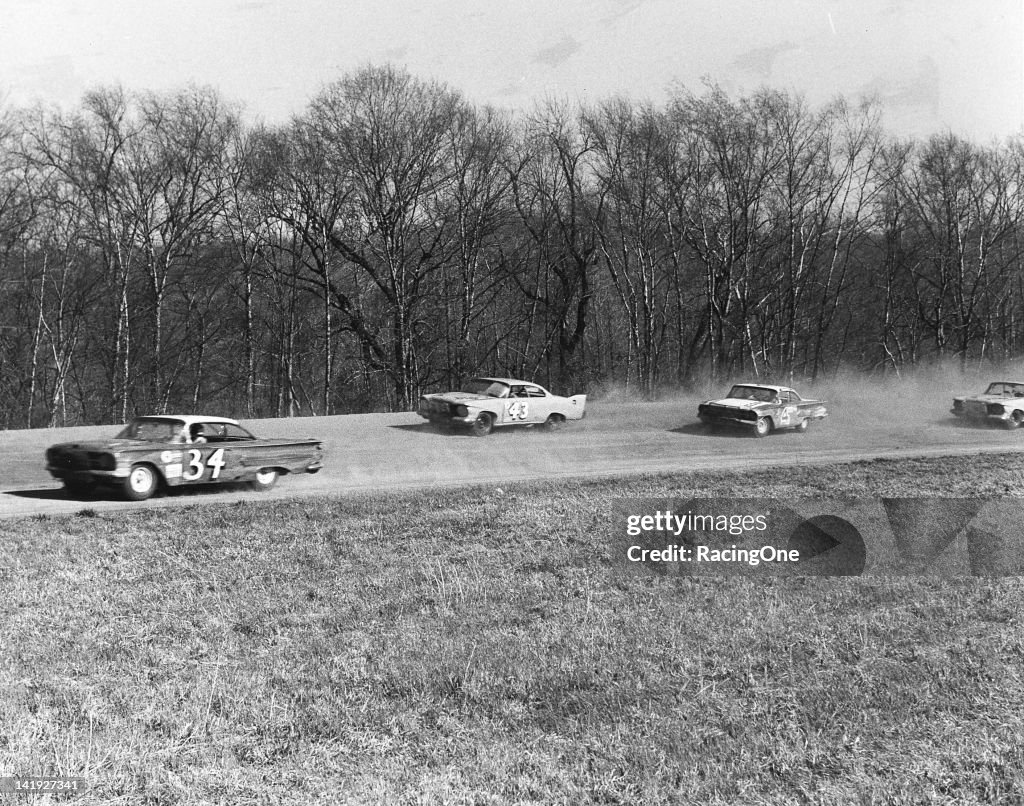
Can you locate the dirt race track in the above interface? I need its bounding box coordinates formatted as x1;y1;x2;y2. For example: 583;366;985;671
2;384;1024;520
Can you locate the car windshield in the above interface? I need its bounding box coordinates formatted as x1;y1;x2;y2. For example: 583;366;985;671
116;417;186;443
985;382;1024;397
460;379;510;398
727;385;776;403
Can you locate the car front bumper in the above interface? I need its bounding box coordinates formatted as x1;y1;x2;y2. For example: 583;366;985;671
698;413;758;429
952;409;1014;425
46;466;129;484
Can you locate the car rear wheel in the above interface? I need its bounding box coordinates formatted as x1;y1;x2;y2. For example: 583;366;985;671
124;464;158;501
251;468;278;491
754;417;771;438
544;413;566;432
472;413;494;437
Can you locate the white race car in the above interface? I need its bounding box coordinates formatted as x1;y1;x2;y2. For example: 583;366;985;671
418;377;586;436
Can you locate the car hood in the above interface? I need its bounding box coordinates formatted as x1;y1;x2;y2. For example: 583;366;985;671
425;392;497;405
959;394;1023;405
48;439;160;452
703;397;772;411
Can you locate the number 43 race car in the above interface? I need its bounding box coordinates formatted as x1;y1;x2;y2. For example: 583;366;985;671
45;415;323;500
418;377;586;436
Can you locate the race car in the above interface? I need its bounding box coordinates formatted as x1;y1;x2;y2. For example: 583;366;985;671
45;414;323;500
417;377;586;436
951;381;1024;428
697;383;828;437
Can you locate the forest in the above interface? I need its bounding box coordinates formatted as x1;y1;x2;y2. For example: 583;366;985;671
1;64;1022;428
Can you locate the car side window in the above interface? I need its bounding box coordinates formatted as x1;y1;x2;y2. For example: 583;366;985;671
224;424;255;440
195;423;227;443
510;386;527;398
524;386;546;398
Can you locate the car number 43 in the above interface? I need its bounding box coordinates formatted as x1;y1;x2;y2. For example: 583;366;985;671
506;401;529;420
183;448;226;481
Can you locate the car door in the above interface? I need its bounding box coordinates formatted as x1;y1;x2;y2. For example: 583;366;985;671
502;386;531;425
776;391;799;427
523;385;554;422
180;423;232;485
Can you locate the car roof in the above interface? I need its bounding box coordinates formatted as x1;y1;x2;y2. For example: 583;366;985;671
989;380;1024;385
730;383;795;393
473;377;543;387
131;414;240;426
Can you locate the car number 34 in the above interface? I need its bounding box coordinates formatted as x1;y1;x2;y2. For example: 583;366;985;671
182;448;226;481
505;401;529;420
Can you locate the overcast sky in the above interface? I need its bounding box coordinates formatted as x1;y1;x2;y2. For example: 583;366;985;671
1;0;1021;141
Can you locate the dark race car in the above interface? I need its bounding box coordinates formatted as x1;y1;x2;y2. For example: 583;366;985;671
698;383;828;437
951;380;1024;428
45;414;322;500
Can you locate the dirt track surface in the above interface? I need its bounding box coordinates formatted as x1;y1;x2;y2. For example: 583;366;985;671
1;393;1022;520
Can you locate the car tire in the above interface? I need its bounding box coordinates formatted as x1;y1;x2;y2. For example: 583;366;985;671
796;418;810;433
544;413;566;432
251;468;278;491
754;417;771;438
472;413;494;437
124;464;158;501
1004;412;1024;429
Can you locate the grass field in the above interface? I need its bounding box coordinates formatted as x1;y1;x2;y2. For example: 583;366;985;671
2;454;1023;805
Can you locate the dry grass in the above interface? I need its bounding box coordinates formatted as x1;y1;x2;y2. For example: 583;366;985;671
1;454;1023;804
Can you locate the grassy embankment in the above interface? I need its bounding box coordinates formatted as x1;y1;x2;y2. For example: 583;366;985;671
2;454;1023;805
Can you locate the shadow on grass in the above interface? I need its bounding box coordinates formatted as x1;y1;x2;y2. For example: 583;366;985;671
387;423;552;438
940;417;1020;432
668;422;820;439
5;481;257;502
668;423;749;438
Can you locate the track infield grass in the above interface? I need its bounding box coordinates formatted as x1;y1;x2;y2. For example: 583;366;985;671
2;454;1023;805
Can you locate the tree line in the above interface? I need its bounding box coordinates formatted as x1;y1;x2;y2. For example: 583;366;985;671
1;65;1023;428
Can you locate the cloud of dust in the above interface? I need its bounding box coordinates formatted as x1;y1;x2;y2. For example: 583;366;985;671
589;358;1024;426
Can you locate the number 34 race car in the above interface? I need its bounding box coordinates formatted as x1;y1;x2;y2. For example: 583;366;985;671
697;383;828;437
418;377;586;436
45;415;323;500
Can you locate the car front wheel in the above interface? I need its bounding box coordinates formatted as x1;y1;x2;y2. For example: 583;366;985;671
472;413;494;437
796;418;810;433
124;464;158;501
251;468;278;491
754;417;771;438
